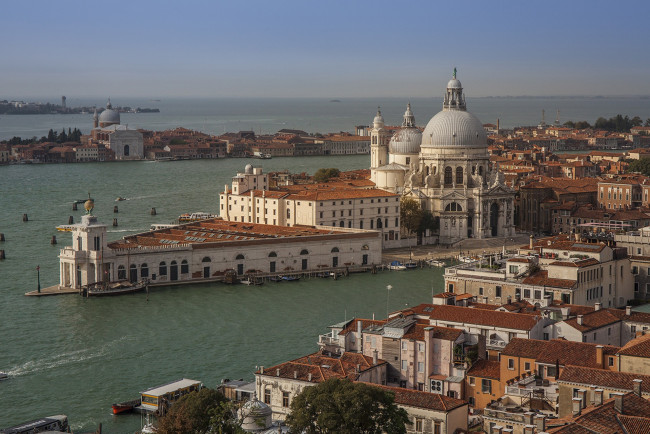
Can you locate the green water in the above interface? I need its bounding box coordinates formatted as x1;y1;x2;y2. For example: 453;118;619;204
0;157;445;432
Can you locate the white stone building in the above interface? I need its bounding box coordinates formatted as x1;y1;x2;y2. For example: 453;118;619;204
219;165;402;247
370;71;516;244
90;99;144;160
57;215;381;289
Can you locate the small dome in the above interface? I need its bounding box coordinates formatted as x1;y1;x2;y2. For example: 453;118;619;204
421;110;487;148
239;397;272;431
99;99;120;125
389;128;422;154
244;164;253;174
447;78;462;89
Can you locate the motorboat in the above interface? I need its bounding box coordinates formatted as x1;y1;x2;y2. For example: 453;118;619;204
82;279;148;297
240;277;263;286
387;261;406;271
280;275;300;282
0;371;8;380
427;259;445;267
404;260;418;270
112;398;140;415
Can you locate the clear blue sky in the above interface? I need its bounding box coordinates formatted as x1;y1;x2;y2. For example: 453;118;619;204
3;0;650;98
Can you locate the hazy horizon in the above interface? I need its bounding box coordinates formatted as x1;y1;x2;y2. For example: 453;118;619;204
3;0;650;99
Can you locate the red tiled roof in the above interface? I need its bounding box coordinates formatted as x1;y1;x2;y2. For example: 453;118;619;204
618;333;650;358
467;359;500;380
502;338;619;368
563;310;622;332
404;304;540;331
364;383;468;412
522;271;576;289
558;366;650;394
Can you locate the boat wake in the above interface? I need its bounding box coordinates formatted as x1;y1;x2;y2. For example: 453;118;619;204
6;336;132;377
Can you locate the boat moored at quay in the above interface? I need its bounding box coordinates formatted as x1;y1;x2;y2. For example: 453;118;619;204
0;415;70;434
56;213;381;292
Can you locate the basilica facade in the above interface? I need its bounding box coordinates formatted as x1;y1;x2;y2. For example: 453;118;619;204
370;72;515;244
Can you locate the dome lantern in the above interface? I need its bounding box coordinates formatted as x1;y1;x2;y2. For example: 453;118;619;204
443;68;466;111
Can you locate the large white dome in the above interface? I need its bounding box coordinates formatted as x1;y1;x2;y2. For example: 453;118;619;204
421;110;487;148
99;99;120;125
389;128;422;154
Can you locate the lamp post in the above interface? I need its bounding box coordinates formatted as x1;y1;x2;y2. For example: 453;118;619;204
386;284;392;318
36;265;41;293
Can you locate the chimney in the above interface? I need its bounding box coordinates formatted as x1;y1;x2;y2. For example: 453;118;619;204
276;369;280;377
595;302;602;311
515;293;521;302
507;295;512;305
308;373;312;382
577;315;584;325
614;393;624;414
594;388;603;406
572;397;582;416
529;235;534;249
356;364;361;373
260;366;264;374
626;306;632;316
373;349;378;365
493;426;503;434
633;379;642;397
596;345;604;367
294;370;298;379
357;320;362;334
523;426;535;434
534;415;546;432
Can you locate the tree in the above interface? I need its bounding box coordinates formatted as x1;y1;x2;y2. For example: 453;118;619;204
418;210;439;234
628;158;650;176
285;378;410;434
313;168;340;183
400;197;423;235
156;388;244;434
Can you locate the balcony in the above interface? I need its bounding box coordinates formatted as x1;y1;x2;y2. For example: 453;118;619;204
317;333;344;354
504;375;558;410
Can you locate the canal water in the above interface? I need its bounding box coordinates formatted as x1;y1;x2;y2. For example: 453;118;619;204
0;156;446;432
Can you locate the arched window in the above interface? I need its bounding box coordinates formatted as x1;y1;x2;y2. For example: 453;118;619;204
472;166;476;175
444;166;452;185
141;263;149;278
236;254;245;260
171;260;177;266
425;166;430;175
268;252;277;258
331;247;339;253
159;261;167;276
181;259;189;274
202;256;211;263
124;144;130;156
300;249;309;255
117;265;126;280
445;202;463;212
456;167;463;185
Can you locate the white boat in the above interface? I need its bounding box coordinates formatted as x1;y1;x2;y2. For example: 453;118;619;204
178;212;218;223
0;371;8;380
427;259;445;267
387;260;406;271
240;277;263;286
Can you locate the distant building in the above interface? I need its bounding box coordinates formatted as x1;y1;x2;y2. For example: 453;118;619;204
89;99;144;160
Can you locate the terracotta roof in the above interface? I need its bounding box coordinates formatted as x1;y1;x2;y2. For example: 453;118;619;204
549;258;600;268
522;270;576;289
507;257;533;263
365;383;468;412
257;351;386;383
558;366;650;394
563;310;622;332
547;392;650;434
618;333;650;358
502;338;619;368
404;304;540;331
467;359;500;380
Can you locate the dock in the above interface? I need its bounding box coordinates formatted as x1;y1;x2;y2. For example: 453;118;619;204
25;284;79;297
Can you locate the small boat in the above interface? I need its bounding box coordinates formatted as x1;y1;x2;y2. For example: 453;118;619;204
404;261;418;270
269;276;283;282
387;261;406;271
115;197;126;202
83;279;148;297
0;371;8;380
240;277;263;286
427;259;445;267
178;212;218;223
112;398;140;415
280;275;300;282
316;272;331;278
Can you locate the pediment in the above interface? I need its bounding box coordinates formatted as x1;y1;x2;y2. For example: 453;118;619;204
441;190;469;201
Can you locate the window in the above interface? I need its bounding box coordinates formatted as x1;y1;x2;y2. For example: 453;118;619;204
434;421;441;434
508;358;514;370
401;360;407;370
633;266;639;275
469;397;475;406
456;166;463;185
181;260;189;274
415;418;423;433
632;325;637;334
481;379;492;394
141;263;149;278
609;357;615;367
509;265;518;273
469;377;475;386
524;362;531;371
159;261;167;276
117;265;126;280
264;388;271;404
418;362;424;373
401;341;408;350
418;343;424;352
496;286;502;297
479;287;484;295
444;166;452;184
282;391;289;407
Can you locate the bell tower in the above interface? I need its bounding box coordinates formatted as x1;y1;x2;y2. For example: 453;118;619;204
370;107;389;183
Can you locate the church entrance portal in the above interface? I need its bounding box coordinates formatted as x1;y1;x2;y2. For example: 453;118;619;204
490;203;499;237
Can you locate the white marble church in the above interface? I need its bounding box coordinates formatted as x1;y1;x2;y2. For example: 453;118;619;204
370;71;515;244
